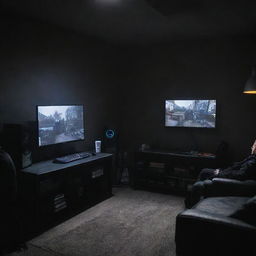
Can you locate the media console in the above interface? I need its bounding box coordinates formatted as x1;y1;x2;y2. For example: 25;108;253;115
20;153;112;238
132;150;217;194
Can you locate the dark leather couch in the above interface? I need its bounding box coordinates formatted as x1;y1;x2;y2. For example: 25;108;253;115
0;149;22;254
175;178;256;256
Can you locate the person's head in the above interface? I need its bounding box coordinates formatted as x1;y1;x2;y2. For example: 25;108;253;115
251;140;256;155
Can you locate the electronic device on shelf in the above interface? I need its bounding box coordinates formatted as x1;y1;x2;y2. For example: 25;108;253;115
37;105;85;147
165;100;216;128
53;152;91;163
173;151;196;156
173;151;215;158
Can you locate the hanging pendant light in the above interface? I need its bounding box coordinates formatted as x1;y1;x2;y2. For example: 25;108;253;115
243;67;256;94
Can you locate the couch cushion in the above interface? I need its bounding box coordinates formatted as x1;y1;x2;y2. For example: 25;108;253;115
194;196;249;216
245;195;256;209
230;195;256;225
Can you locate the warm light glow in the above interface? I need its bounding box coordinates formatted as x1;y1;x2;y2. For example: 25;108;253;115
243;90;256;94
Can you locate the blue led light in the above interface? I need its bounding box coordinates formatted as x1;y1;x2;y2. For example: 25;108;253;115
106;129;115;139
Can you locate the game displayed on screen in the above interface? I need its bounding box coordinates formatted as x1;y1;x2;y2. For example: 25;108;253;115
165;100;216;128
38;105;84;146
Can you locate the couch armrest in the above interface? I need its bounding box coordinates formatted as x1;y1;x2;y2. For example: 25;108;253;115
175;209;256;255
204;178;256;197
177;209;256;231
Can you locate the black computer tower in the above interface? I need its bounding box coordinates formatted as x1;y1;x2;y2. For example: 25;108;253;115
2;123;34;170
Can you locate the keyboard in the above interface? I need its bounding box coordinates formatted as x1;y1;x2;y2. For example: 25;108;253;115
54;152;91;163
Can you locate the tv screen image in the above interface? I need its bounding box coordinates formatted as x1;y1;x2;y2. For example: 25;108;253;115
165;100;216;128
37;105;85;146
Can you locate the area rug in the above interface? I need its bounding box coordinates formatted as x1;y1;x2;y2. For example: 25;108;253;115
29;187;184;256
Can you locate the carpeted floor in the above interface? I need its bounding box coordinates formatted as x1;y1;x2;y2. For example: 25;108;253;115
9;187;184;256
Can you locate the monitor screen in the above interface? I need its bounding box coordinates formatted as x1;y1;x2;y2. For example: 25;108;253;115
37;105;85;146
165;100;216;128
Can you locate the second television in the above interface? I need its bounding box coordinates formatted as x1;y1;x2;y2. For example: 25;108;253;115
37;105;85;146
165;100;216;128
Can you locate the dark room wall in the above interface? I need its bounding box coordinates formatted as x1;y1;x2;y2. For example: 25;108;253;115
1;11;256;164
118;38;256;161
0;12;120;161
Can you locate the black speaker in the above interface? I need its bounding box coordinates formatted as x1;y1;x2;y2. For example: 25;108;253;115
215;141;229;168
102;127;122;185
103;127;119;153
2;123;33;170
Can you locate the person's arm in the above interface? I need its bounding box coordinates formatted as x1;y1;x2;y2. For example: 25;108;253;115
217;168;246;180
217;158;256;180
229;156;254;170
227;160;244;170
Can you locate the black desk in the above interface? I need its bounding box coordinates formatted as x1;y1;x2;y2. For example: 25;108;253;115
21;153;112;238
132;150;217;194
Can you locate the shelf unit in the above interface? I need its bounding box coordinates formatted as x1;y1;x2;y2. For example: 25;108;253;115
132;150;217;194
20;153;112;238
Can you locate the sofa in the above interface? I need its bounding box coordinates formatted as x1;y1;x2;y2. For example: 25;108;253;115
175;178;256;256
0;149;24;254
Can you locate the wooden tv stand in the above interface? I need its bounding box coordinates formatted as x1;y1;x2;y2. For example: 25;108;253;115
20;153;112;238
132;150;217;194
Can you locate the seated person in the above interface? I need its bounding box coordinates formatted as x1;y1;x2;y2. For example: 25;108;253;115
199;139;256;181
185;140;256;208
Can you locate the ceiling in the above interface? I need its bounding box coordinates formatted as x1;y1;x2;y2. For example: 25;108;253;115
1;0;256;44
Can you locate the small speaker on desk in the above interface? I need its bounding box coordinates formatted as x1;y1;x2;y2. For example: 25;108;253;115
3;123;34;170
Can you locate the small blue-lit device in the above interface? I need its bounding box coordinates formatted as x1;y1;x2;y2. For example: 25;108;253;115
105;129;115;139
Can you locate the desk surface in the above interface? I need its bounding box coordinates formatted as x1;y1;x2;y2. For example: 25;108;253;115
22;153;112;175
137;150;216;159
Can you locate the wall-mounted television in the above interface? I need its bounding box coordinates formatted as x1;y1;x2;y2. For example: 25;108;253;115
165;100;216;128
37;105;85;146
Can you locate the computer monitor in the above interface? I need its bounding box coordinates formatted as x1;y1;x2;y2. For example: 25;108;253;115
37;105;85;146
